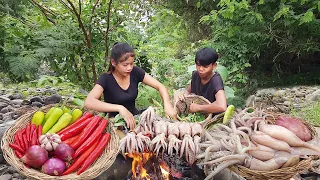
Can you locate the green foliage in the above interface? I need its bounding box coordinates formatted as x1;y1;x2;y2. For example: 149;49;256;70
291;101;320;126
179;112;206;122
139;9;194;89
196;0;320;100
2;15;41;81
136;84;162;109
36;76;65;86
5;75;85;100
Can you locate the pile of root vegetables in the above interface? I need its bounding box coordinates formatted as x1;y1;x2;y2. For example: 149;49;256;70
197;108;320;180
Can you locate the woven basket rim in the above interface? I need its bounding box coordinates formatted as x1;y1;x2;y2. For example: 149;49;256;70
1;104;120;180
229;110;315;179
174;94;212;123
229;157;312;180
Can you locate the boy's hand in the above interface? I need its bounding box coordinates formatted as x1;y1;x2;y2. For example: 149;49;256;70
178;94;186;102
189;103;201;113
119;106;136;130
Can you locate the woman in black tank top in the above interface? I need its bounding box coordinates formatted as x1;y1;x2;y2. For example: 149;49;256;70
84;43;177;130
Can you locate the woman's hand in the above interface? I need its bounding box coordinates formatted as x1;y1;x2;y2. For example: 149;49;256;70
119;106;136;130
189;103;201;113
164;104;177;120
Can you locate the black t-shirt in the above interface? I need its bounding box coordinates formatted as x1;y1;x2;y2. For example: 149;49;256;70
190;71;224;103
96;66;145;117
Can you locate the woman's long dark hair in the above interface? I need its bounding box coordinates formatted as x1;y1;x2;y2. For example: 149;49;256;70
107;42;135;73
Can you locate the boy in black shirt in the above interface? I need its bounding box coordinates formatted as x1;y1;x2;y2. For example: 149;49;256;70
179;47;227;115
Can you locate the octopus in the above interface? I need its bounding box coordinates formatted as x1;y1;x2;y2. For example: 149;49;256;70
191;123;203;154
120;132;138;156
167;122;182;156
136;132;151;152
149;120;168;156
120;131;151;156
139;106;155;133
179;123;196;165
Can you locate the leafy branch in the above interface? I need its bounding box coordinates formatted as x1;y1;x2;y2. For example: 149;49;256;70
29;0;56;25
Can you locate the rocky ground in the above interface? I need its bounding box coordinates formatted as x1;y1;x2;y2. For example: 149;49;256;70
0;85;320;179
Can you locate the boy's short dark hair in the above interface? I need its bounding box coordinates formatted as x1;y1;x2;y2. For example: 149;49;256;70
195;47;219;66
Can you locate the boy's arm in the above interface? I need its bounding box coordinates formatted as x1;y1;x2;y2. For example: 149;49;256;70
186;84;191;94
189;90;227;114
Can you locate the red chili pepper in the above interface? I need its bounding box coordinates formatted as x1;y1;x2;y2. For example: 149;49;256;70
14;150;24;159
17;130;25;150
71;115;101;150
14;132;22;149
74;119;108;158
26;124;31;144
31;130;37;146
30;124;36;142
22;132;29;150
63;133;81;146
59;116;93;141
58;111;93;136
77;133;111;175
9;143;25;154
37;125;42;145
62;136;101;175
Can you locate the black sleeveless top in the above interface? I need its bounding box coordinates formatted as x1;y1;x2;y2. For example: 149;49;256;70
190;71;224;103
96;66;145;117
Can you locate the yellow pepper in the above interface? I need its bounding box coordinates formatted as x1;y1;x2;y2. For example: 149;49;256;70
62;106;71;113
70;108;83;124
48;112;73;133
42;108;64;134
31;111;45;127
42;107;55;126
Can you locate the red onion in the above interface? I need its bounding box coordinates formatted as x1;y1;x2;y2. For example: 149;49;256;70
21;145;48;168
41;158;66;176
54;143;74;162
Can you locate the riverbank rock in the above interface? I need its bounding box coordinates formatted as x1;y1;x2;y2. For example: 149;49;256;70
245;85;320;113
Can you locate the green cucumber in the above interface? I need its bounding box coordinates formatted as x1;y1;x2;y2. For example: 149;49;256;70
223;105;235;124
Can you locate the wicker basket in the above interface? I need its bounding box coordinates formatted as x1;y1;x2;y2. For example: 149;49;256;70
228;111;317;180
229;158;312;180
174;94;212;124
1;105;120;180
202;112;225;130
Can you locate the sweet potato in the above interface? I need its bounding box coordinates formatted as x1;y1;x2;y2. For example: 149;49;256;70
275;116;311;141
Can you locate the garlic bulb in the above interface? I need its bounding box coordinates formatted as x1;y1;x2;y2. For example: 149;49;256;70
39;133;61;151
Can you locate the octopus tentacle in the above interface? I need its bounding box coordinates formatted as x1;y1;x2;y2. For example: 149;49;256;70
200;154;247;165
204;159;243;180
180;137;187;158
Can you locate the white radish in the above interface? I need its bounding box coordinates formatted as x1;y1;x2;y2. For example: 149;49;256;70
248;150;274;161
260;124;320;152
291;147;320;156
246;157;286;171
251;131;292;152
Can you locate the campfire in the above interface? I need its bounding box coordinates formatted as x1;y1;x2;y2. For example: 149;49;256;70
126;152;205;180
120;107;205;180
126;152;170;180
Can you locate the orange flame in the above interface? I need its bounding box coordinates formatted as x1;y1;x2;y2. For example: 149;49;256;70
127;152;170;180
159;160;170;180
127;152;152;180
